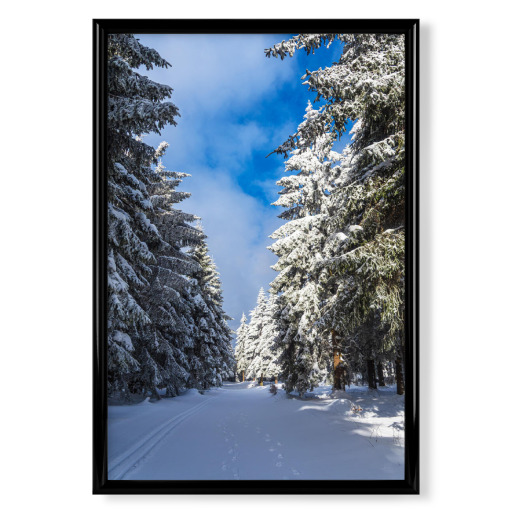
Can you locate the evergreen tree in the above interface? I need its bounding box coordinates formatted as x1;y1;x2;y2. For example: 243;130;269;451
266;34;406;394
107;34;180;394
106;34;235;399
234;313;249;381
267;111;341;394
255;293;283;383
245;288;267;381
137;146;203;398
188;232;235;389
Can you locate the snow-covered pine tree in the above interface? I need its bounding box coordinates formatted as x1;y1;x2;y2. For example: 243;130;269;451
188;231;235;390
205;254;236;385
107;34;181;395
267;108;342;394
234;313;249;382
266;34;406;393
256;293;283;383
137;144;204;398
245;288;268;382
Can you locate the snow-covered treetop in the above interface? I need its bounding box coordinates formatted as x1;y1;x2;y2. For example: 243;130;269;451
265;33;405;157
109;33;172;70
265;34;341;59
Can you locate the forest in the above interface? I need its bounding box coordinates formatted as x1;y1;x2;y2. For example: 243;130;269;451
107;32;406;402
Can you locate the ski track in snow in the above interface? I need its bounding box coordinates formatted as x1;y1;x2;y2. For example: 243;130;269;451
108;396;216;480
108;382;404;480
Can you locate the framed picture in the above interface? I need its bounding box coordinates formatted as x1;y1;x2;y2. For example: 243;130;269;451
93;18;419;494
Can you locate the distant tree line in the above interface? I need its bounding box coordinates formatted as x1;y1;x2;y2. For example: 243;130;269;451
234;289;283;384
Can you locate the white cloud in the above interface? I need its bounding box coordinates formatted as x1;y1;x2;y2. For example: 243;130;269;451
135;34;300;332
181;167;282;329
137;34;297;114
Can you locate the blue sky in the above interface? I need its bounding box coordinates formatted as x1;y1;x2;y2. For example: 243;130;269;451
136;33;351;332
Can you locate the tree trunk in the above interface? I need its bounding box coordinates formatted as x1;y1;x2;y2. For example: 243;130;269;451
388;361;395;384
242;371;245;382
377;362;385;387
367;359;377;389
152;387;161;400
332;330;346;391
395;358;405;395
259;376;263;386
275;377;278;385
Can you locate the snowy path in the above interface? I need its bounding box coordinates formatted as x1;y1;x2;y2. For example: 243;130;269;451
108;382;404;480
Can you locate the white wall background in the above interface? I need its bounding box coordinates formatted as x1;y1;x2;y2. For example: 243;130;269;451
1;1;510;509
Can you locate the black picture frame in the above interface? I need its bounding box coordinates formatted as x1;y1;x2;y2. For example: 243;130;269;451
93;18;419;495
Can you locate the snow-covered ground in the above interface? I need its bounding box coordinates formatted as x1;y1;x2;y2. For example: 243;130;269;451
108;382;404;480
